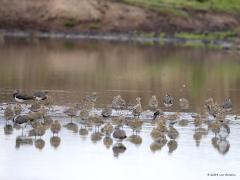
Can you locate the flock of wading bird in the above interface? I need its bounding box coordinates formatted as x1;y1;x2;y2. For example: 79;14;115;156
1;89;237;156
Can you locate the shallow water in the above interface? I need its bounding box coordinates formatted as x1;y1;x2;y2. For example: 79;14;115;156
1;39;240;111
0;116;240;180
0;39;240;180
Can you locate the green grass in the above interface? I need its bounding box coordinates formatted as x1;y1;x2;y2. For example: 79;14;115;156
122;0;240;13
89;23;100;30
64;19;76;28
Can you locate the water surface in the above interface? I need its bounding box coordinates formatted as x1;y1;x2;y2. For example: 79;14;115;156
0;39;240;180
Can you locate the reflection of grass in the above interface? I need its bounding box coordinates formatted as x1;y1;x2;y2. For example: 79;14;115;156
189;68;207;97
63;41;75;49
175;31;237;41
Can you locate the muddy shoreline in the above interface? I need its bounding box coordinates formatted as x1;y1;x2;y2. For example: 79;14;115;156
1;0;240;34
1;29;239;50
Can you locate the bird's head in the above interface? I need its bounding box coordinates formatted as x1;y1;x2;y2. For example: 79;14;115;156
13;89;20;96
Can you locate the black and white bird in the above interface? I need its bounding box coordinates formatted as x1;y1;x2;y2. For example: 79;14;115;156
153;108;164;120
101;105;112;118
13;115;32;135
13;90;34;103
163;94;173;107
34;91;48;101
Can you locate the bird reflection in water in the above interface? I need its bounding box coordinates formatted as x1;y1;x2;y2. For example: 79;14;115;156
35;138;45;150
91;132;103;144
112;143;126;158
79;128;89;136
15;136;33;149
211;123;230;155
103;136;113;149
167;140;178;154
64;122;78;133
4;124;13;135
193;127;208;147
50;136;61;149
150;135;167;153
128;134;142;146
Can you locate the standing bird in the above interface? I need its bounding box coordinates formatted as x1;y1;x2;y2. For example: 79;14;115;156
50;120;61;135
163;94;173;107
85;92;97;103
179;98;189;110
13;115;31;135
205;98;222;118
89;115;105;131
101;105;112;118
4;105;14;123
167;126;179;140
112;95;126;109
13;103;22;115
29;102;42;112
64;107;78;123
222;98;232;112
132;97;142;117
101;122;114;136
126;118;143;134
113;127;127;140
43;95;54;111
79;109;90;120
13;90;34;103
148;95;158;111
34;91;48;101
34;123;46;137
112;116;126;128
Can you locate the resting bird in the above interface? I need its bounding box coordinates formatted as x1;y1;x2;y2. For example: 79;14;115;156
101;122;113;135
89;115;105;131
14;103;22;115
13;90;34;103
205;98;223;118
13;115;32;135
222;98;232;112
163;94;173;107
85;92;97;103
29;102;42;112
179;98;189;110
112;95;126;109
4;104;14;122
34;91;48;101
148;95;158;111
126;118;143;134
101;105;112;118
132;97;142;117
64;107;78;123
50;120;61;135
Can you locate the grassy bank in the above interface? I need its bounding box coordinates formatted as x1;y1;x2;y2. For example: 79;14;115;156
122;0;240;13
